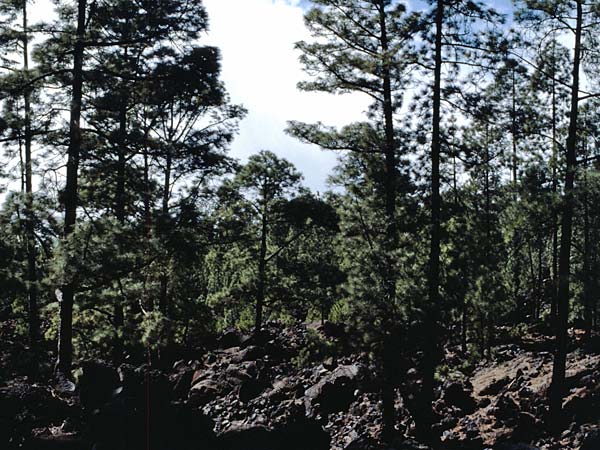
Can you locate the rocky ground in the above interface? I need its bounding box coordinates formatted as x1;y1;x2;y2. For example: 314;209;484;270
0;322;598;450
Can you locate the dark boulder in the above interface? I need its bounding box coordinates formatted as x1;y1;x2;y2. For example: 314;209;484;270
231;345;263;364
491;394;520;422
443;382;476;415
319;321;347;340
511;412;539;440
218;329;242;349
238;376;270;403
0;382;72;447
188;379;224;407
171;367;194;400
218;417;329;450
580;429;600;450
22;433;85;450
304;364;361;418
480;376;510;396
78;360;120;411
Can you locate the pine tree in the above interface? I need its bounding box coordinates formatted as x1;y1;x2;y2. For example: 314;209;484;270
413;0;503;438
0;0;47;367
288;1;416;436
516;0;600;426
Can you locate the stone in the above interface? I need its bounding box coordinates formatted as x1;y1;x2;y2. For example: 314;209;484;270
188;379;223;407
319;321;347;339
218;329;242;349
323;356;337;371
78;360;121;411
443;382;476;414
239;376;270;403
171;368;194;400
580;429;600;450
480;376;510;396
218;417;329;450
512;412;539;440
491;394;519;421
304;364;361;418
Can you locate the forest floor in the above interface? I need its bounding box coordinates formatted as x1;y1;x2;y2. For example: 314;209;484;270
0;322;598;450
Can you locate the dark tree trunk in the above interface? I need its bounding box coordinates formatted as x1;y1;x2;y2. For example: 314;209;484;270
536;242;543;321
511;68;518;185
582;136;592;340
22;2;39;357
550;51;559;325
56;0;87;377
378;0;398;440
255;204;268;335
159;151;171;315
143;134;152;238
549;0;582;427
419;0;443;441
484;135;492;357
112;73;129;365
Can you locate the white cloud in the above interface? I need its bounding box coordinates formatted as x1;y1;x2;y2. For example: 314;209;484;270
27;0;370;192
201;0;370;191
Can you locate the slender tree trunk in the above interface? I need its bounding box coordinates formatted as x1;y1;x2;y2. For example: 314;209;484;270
582;135;592;340
159;151;171;315
420;0;443;441
112;73;128;364
511;67;524;324
142;133;153;313
255;204;268;335
550;45;559;325
22;2;39;357
512;232;523;321
378;1;398;440
484;136;492;357
511;68;518;185
452;155;468;353
536;242;543;321
549;0;582;427
144;147;151;236
56;0;87;377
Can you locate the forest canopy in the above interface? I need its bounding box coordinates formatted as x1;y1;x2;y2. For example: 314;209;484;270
0;1;599;449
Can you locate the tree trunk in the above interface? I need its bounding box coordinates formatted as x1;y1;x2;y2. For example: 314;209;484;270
582;134;592;340
484;134;492;357
255;204;268;335
549;0;582;427
378;0;398;440
420;0;443;441
56;0;87;377
22;1;39;358
550;46;559;325
511;68;518;185
159;151;171;315
112;72;128;364
536;241;543;321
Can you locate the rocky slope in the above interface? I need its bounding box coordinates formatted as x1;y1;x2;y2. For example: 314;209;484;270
0;323;598;450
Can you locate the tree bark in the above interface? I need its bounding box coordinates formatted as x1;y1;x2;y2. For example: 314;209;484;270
582;132;592;340
159;150;171;315
255;202;268;335
56;0;87;377
112;65;128;364
549;0;582;427
550;44;559;324
377;0;398;440
484;131;492;357
420;0;443;441
511;68;518;184
22;0;39;357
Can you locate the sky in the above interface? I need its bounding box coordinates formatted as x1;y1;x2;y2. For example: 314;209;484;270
26;0;517;192
29;0;371;193
199;0;370;192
